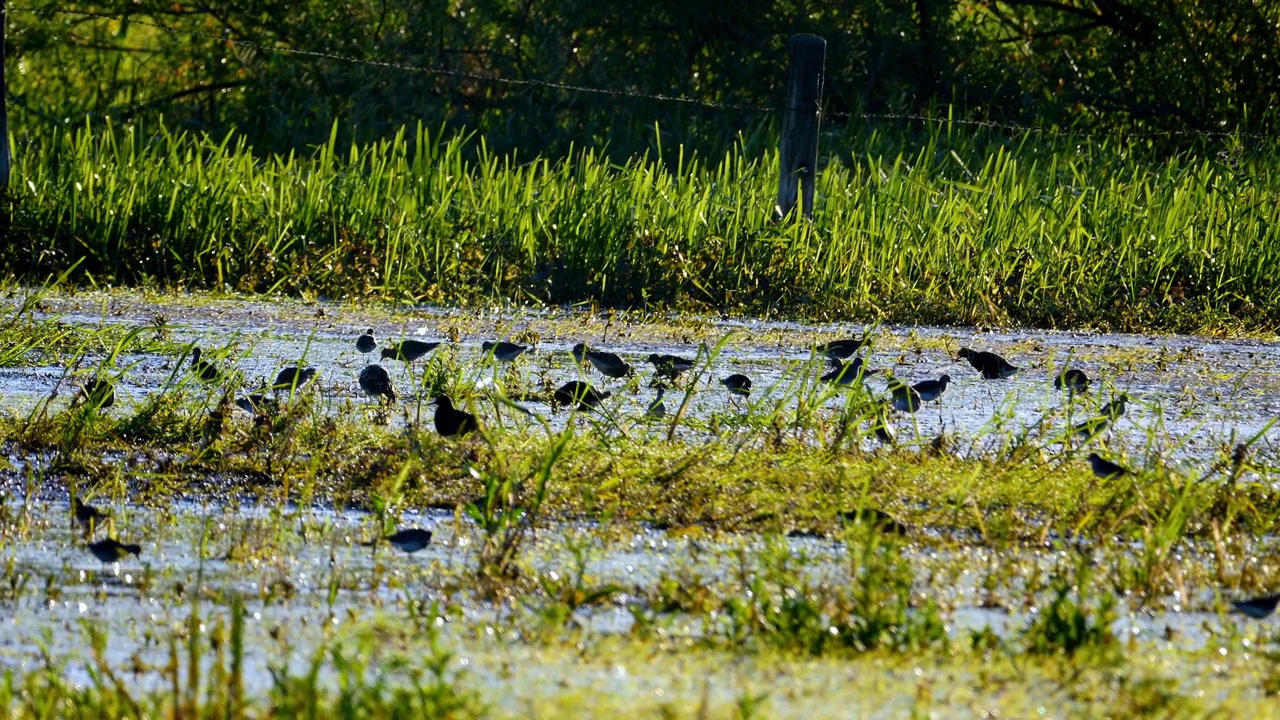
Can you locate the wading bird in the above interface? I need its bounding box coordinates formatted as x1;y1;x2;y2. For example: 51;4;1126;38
358;364;396;404
432;395;479;437
720;373;752;397
957;348;1018;379
553;381;611;410
482;341;529;362
381;339;441;363
572;343;632;378
88;538;141;564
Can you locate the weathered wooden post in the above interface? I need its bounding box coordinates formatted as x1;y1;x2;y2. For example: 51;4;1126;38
0;0;9;190
775;34;825;221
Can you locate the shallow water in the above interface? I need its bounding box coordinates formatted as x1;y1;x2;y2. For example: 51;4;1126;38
1;291;1278;713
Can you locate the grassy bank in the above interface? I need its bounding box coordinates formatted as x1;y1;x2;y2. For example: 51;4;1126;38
4;121;1279;333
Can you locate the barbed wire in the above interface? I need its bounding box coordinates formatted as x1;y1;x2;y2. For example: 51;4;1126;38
7;6;1277;142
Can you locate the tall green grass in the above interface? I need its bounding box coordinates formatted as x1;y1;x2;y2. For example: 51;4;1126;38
7;119;1280;331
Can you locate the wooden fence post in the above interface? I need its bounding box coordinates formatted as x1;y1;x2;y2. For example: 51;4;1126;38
775;34;825;221
0;0;9;190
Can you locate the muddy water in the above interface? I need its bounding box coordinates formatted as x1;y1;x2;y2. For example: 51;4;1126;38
0;291;1277;712
5;292;1279;465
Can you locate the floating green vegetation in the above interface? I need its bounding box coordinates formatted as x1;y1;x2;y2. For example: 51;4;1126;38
5;120;1279;333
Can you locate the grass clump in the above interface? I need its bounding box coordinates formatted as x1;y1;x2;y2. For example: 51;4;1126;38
5;120;1280;333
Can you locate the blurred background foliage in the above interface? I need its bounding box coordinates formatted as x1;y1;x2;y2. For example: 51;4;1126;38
6;0;1279;157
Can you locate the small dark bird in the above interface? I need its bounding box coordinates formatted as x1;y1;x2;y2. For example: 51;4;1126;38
235;393;278;415
190;347;220;382
432;395;479;437
1055;367;1090;394
356;329;377;354
381;339;441;363
358;364;396;403
1232;593;1280;619
820;357;876;385
76;378;116;409
646;387;667;418
1100;394;1130;420
88;538;141;563
957;348;1018;379
1087;453;1128;479
815;335;872;360
889;383;923;413
73;497;106;529
482;341;529;362
573;343;632;378
647;353;695;380
912;375;951;403
378;528;433;554
272;366;317;391
553;381;611;410
720;373;752;397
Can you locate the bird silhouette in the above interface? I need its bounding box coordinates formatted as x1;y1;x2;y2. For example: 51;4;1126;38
1055;367;1090;395
272;366;317;391
432;395;479;437
720;373;752;397
646;387;667;418
912;375;951;403
378;528;433;553
815;335;872;360
553;381;611;410
1232;593;1280;619
572;343;632;378
381;339;441;363
1087;453;1128;479
482;341;529;362
820;357;876;385
73;497;107;530
88;538;141;563
358;364;396;403
646;353;695;381
235;393;279;415
957;348;1017;379
190;347;220;382
356;329;377;354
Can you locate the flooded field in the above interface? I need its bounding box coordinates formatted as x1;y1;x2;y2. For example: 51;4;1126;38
2;289;1280;717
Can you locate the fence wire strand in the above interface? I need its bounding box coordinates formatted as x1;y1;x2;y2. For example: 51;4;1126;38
7;6;1277;142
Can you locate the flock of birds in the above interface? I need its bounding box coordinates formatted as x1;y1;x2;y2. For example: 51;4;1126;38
62;325;1280;619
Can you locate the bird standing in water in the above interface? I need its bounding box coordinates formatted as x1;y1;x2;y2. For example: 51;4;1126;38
356;329;377;354
820;358;876;386
573;343;632;378
272;366;317;391
646;387;667;418
911;375;951;403
1232;593;1280;619
957;348;1018;379
190;347;220;382
815;335;872;360
1087;453;1128;479
720;373;752;397
482;341;529;362
1055;367;1090;395
88;538;141;563
647;353;695;382
358;364;396;404
432;395;479;437
554;381;611;410
366;528;433;554
381;339;441;363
